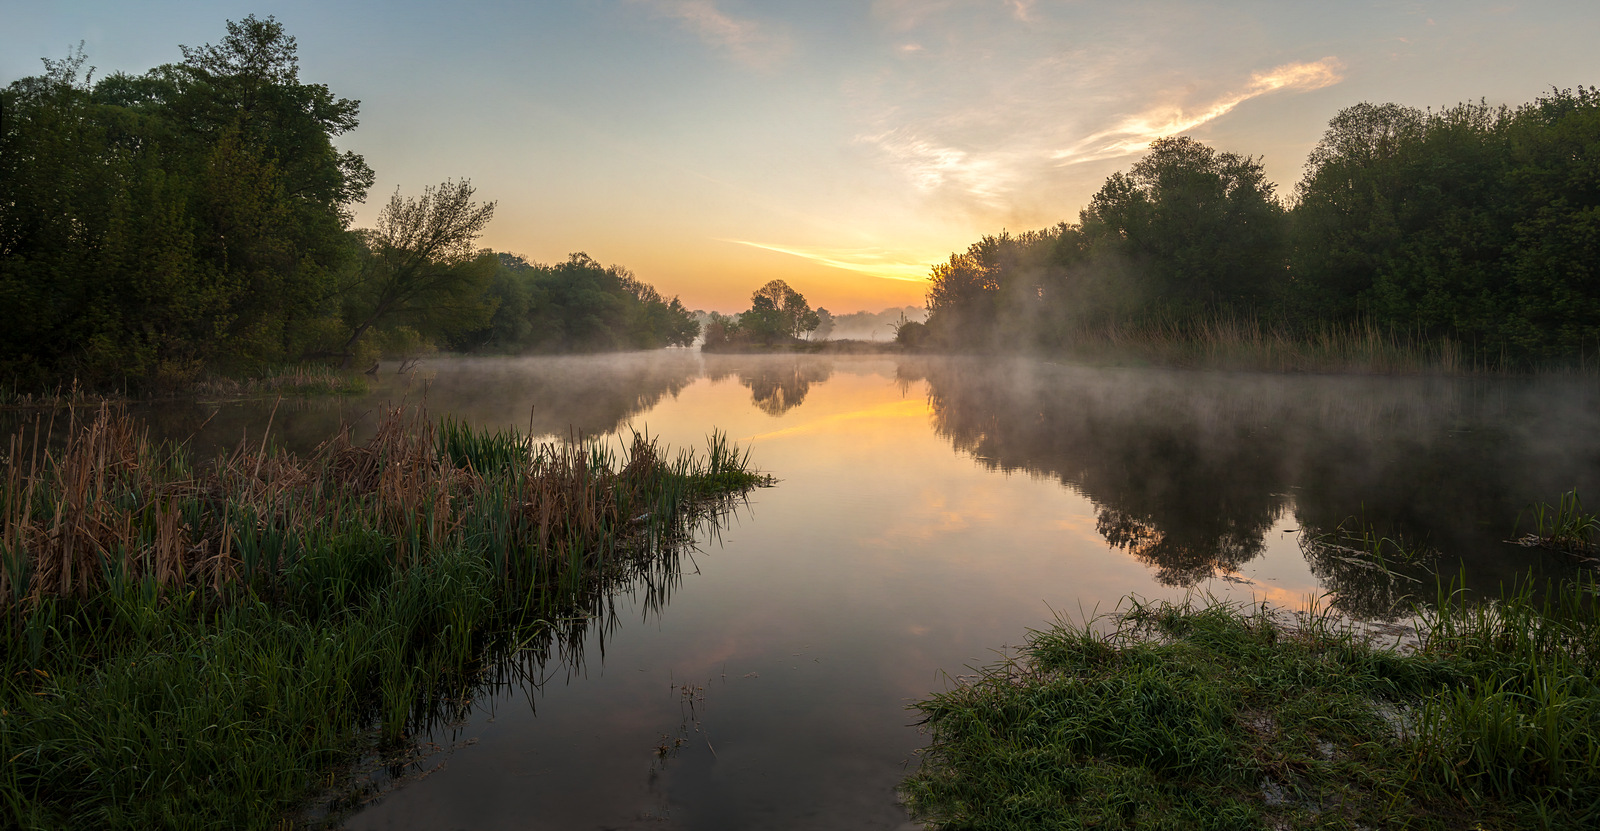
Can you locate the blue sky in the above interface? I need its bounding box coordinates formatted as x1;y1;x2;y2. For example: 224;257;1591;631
5;1;1596;310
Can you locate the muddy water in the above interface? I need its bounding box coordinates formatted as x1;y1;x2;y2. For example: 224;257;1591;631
118;353;1600;828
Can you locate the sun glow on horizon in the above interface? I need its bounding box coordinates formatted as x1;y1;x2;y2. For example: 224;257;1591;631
722;239;939;284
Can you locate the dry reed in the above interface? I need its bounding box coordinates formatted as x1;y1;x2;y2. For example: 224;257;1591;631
0;404;746;611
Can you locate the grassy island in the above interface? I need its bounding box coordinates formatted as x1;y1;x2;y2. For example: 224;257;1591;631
903;577;1600;830
0;407;763;828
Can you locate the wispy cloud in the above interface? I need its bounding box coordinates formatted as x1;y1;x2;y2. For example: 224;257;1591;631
1053;57;1344;163
1007;0;1036;22
855;129;1019;206
723;239;938;282
629;0;790;68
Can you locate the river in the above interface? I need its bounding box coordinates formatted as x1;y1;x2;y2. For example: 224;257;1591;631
117;352;1600;828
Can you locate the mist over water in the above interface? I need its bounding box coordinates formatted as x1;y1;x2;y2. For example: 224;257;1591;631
68;353;1598;828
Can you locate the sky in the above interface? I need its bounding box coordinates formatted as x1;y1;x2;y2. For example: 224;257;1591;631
4;1;1596;312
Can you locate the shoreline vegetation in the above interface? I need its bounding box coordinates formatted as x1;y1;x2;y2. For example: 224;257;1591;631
1;17;701;396
0;406;764;828
902;496;1600;830
902;574;1600;830
909;90;1600;373
1;365;375;411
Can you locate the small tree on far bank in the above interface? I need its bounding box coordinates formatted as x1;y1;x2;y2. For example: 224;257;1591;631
744;279;819;341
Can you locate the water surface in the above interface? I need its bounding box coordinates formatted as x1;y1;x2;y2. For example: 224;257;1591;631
118;353;1600;828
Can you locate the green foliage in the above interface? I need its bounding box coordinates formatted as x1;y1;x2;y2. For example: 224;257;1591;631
0;409;762;827
926;88;1600;365
338;180;499;361
704;279;821;349
1083;137;1288;314
906;580;1600;829
0;18;372;388
1293;89;1600;358
464;252;699;353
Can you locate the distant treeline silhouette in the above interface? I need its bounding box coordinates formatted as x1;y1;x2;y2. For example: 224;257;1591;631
0;16;697;391
924;89;1600;365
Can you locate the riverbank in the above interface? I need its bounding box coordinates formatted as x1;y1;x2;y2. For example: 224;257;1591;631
924;317;1600;376
702;338;906;355
1;365;373;410
0;407;763;829
901;575;1600;830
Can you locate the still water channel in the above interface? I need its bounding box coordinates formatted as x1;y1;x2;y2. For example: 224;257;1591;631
135;353;1600;828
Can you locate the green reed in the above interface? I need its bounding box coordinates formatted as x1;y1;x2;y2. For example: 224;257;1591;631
0;407;762;829
1523;490;1600;554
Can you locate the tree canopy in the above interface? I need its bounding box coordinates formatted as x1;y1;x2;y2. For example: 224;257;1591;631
924;87;1600;363
702;279;821;349
0;16;703;389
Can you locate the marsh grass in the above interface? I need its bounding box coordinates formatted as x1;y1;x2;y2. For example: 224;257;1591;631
903;575;1600;830
0;406;762;829
0;366;369;411
1045;316;1580;375
189;365;372;399
1518;490;1600;558
1300;519;1440;620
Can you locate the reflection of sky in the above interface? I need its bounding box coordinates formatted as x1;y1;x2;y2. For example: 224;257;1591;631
6;1;1596;311
341;355;1334;828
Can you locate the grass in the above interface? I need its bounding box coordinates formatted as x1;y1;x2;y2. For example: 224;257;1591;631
0;406;764;829
902;574;1600;830
189;365;372;399
1518;490;1600;557
1035;316;1596;375
1;366;370;410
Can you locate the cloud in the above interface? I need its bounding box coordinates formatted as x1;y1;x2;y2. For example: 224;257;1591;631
1052;57;1344;163
723;239;939;282
630;0;790;67
855;128;1019;206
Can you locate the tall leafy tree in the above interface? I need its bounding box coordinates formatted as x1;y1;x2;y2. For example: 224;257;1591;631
1080;136;1288;316
465;253;698;353
0;16;373;386
340;180;498;361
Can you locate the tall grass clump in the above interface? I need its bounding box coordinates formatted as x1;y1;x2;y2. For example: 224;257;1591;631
1518;489;1600;556
1053;315;1519;375
0;405;762;829
904;575;1600;830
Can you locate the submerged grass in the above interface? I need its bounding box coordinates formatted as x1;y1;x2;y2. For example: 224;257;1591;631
903;575;1600;830
0;406;763;829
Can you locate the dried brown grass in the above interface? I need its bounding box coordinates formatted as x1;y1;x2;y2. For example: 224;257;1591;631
0;405;691;610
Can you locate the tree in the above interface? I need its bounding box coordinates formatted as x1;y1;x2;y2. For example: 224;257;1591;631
743;279;819;341
0;17;374;386
340;180;498;362
462;252;699;353
1288;103;1428;321
1080;136;1288;315
812;307;835;340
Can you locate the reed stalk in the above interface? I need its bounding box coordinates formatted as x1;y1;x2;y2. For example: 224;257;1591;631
0;405;763;829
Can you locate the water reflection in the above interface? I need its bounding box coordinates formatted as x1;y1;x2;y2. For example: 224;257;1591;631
705;356;833;416
19;353;1592;828
914;358;1600;614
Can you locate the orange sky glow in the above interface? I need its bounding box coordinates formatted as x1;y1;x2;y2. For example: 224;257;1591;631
6;1;1596;312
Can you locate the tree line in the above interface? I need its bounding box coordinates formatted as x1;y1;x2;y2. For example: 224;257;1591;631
0;16;697;390
924;88;1600;362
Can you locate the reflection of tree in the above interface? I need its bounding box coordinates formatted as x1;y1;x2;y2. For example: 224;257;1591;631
919;358;1600;603
109;353;706;456
1299;530;1434;620
1098;508;1266;587
923;359;1288;587
736;361;833;416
